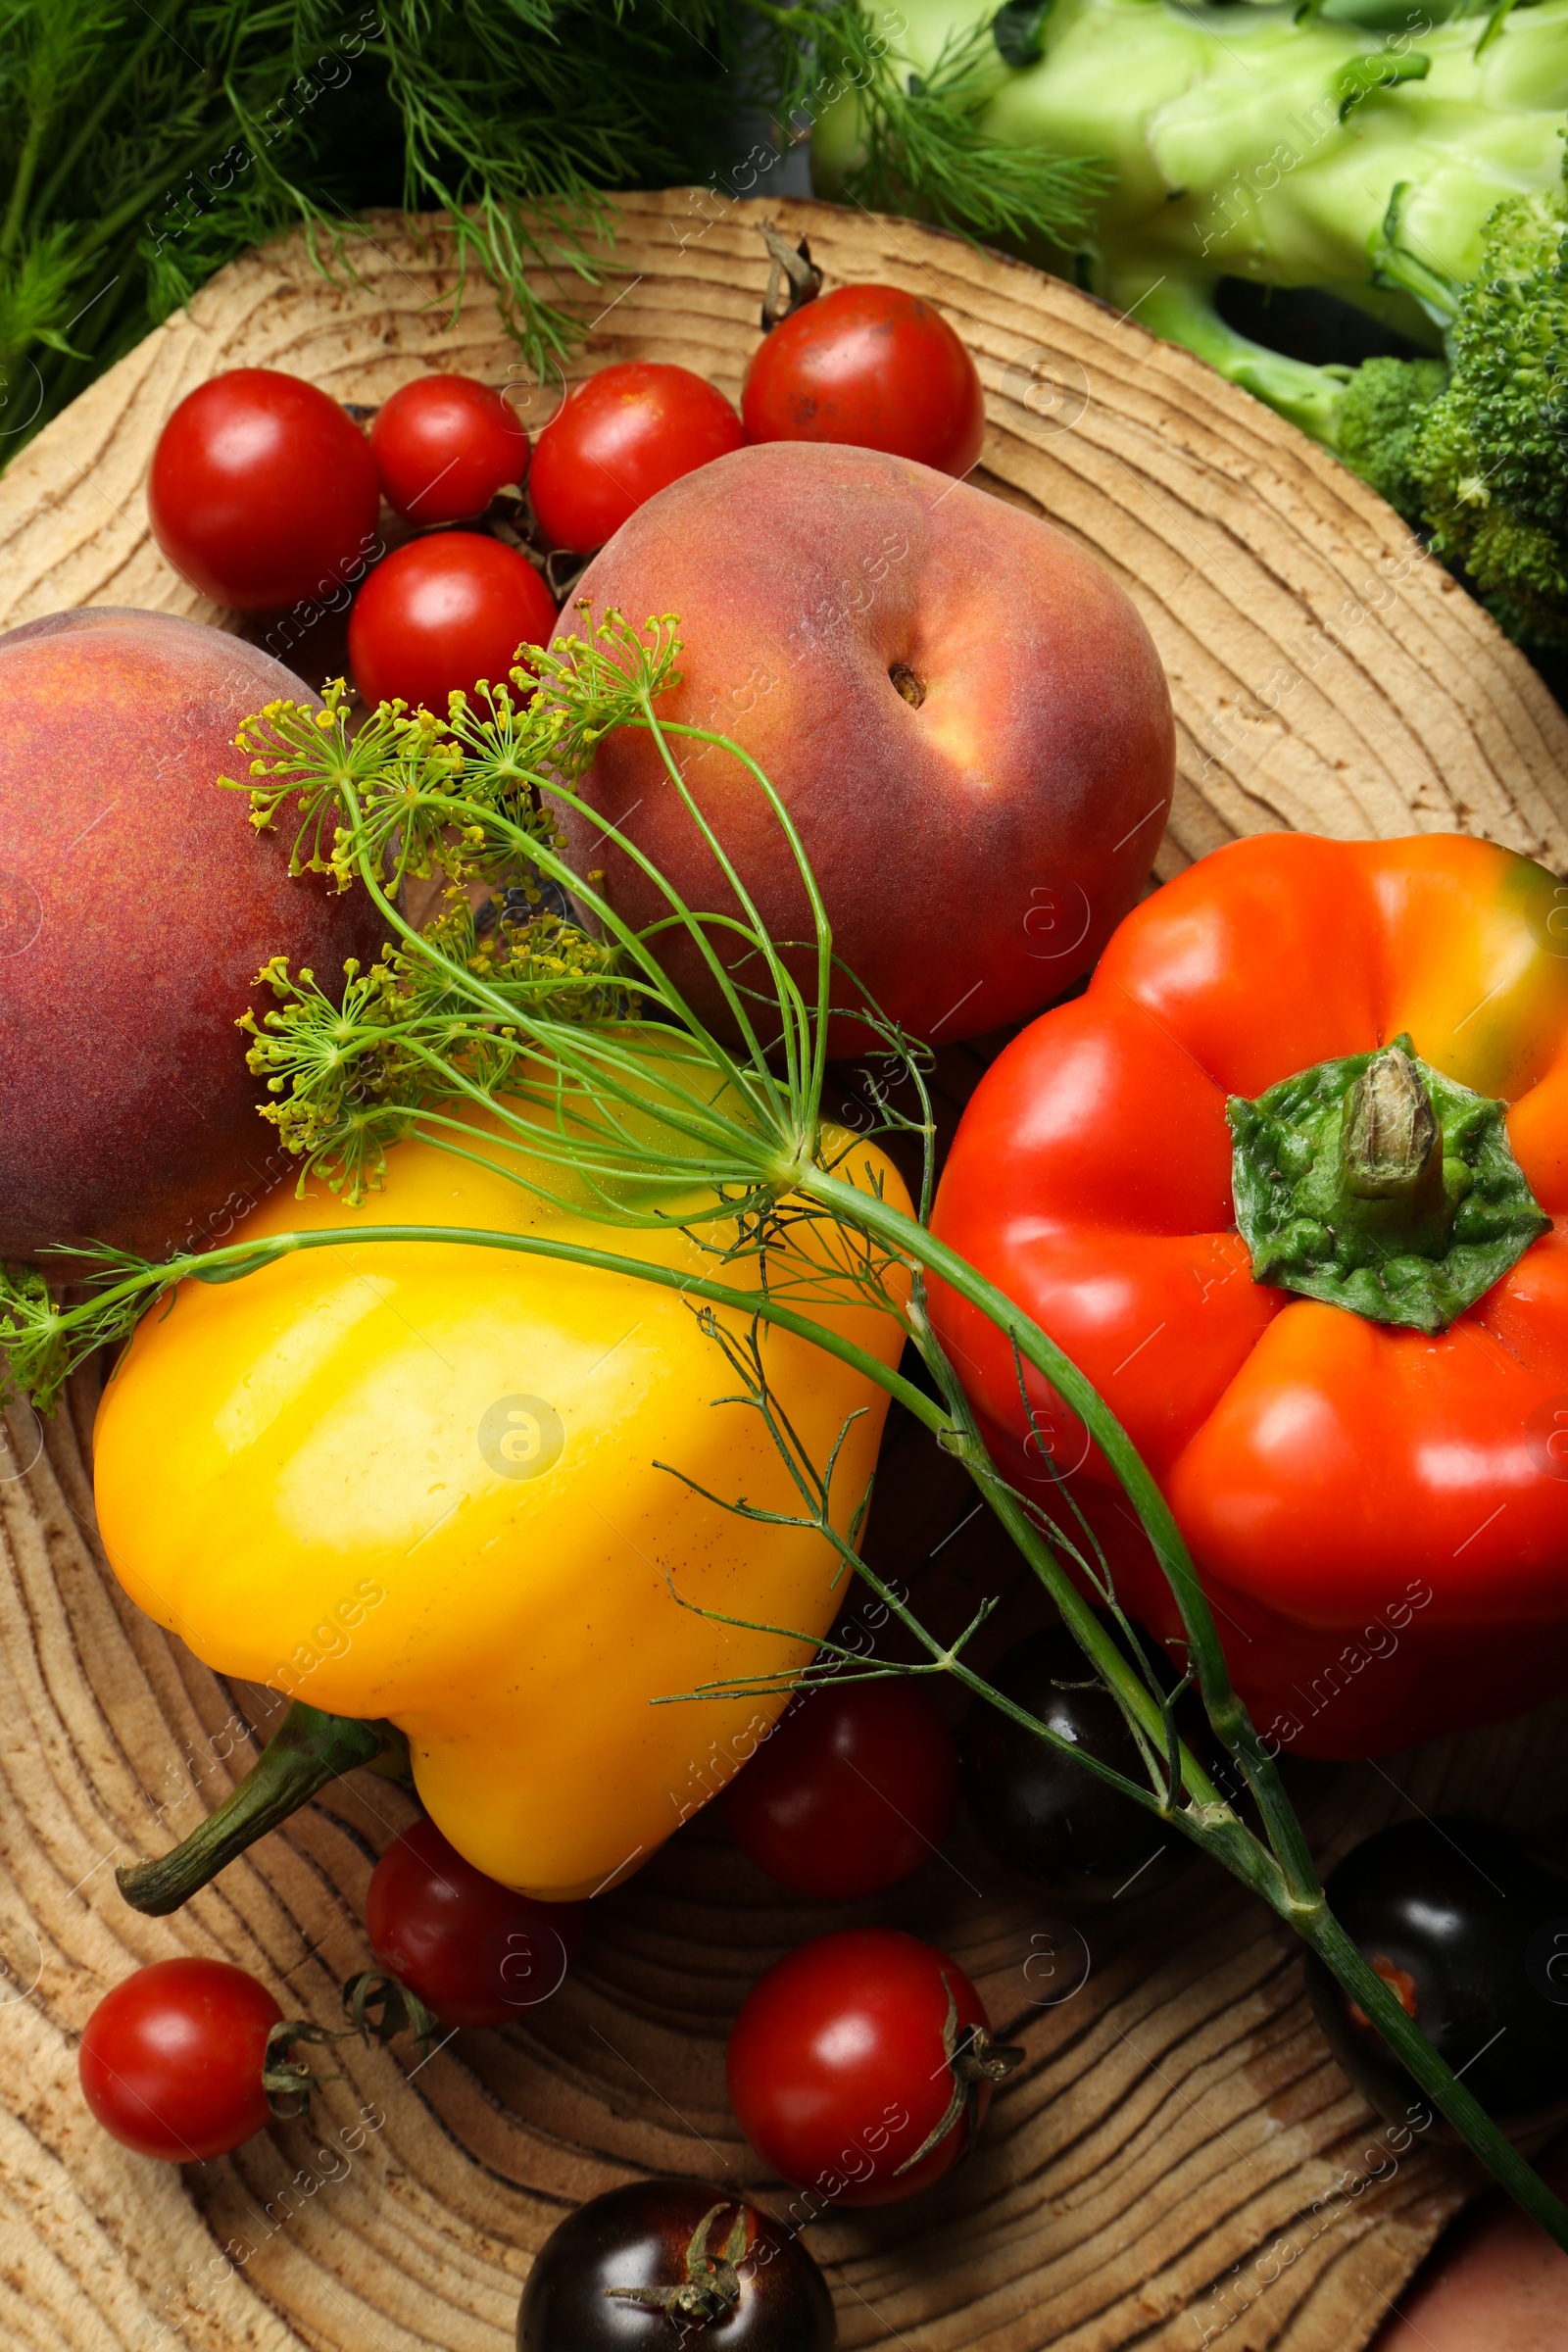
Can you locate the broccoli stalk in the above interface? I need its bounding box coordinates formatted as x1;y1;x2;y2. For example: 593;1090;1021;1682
806;0;1568;646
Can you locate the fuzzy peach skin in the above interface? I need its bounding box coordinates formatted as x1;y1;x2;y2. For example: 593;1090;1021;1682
556;442;1175;1050
1372;2132;1568;2352
0;610;381;1261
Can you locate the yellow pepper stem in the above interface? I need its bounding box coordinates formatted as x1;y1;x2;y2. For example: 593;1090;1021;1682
115;1702;410;1917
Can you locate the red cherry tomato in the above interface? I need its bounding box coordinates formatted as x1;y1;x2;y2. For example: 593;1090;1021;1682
369;374;531;524
148;368;381;611
528;362;745;554
348;532;558;711
367;1817;585;2030
78;1958;280;2161
742;286;986;477
723;1682;957;1899
726;1929;1001;2205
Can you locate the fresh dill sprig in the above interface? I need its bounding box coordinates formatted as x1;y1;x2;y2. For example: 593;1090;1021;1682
742;0;1107;246
0;1250;188;1413
223;615;682;892
243;897;623;1200
228;679;465;890
220;610;837;1209
0;0;736;462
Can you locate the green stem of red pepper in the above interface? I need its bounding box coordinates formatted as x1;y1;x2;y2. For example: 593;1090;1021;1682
1228;1033;1550;1333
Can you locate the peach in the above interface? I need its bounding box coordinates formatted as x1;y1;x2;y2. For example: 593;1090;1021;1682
557;443;1174;1049
0;610;381;1261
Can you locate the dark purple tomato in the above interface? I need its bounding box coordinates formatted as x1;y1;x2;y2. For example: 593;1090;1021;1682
370;373;532;523
516;2180;836;2352
78;1958;281;2161
148;368;381;611
723;1681;957;1898
742;286;984;477
1304;1818;1568;2138
528;362;744;554
347;531;558;712
367;1818;584;2030
959;1623;1203;1900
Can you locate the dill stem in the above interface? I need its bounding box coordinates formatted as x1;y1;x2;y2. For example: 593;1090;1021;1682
1305;1905;1568;2250
801;1164;1322;1902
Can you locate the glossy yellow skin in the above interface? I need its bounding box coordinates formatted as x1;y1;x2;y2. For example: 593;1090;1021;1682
93;1122;909;1897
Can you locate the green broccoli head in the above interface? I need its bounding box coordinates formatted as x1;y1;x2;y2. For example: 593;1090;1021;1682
1337;357;1449;527
1410;184;1568;649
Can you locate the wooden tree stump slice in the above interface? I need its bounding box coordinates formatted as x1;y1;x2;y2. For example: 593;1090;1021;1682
1;194;1565;2352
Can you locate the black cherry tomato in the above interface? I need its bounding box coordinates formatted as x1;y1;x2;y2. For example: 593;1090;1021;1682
78;1957;281;2161
1304;1817;1568;2136
347;531;558;712
516;2180;836;2352
722;1681;957;1899
959;1623;1204;1901
369;373;532;523
367;1817;584;2030
742;285;985;477
528;362;744;553
148;368;381;611
725;1928;1017;2205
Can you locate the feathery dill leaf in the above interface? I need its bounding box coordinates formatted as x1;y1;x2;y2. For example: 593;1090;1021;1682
740;0;1106;245
0;0;734;461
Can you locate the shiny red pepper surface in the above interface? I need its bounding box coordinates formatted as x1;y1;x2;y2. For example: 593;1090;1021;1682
930;833;1568;1756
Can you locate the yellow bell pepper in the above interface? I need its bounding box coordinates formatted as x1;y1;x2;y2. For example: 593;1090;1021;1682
93;1114;908;1899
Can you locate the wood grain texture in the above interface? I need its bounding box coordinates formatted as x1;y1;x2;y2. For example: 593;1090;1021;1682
1;193;1565;2352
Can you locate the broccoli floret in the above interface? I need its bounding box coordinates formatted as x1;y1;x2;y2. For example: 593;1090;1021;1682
1408;187;1568;647
1337;356;1450;525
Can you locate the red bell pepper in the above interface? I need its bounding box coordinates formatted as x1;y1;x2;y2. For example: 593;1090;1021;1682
930;833;1568;1757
